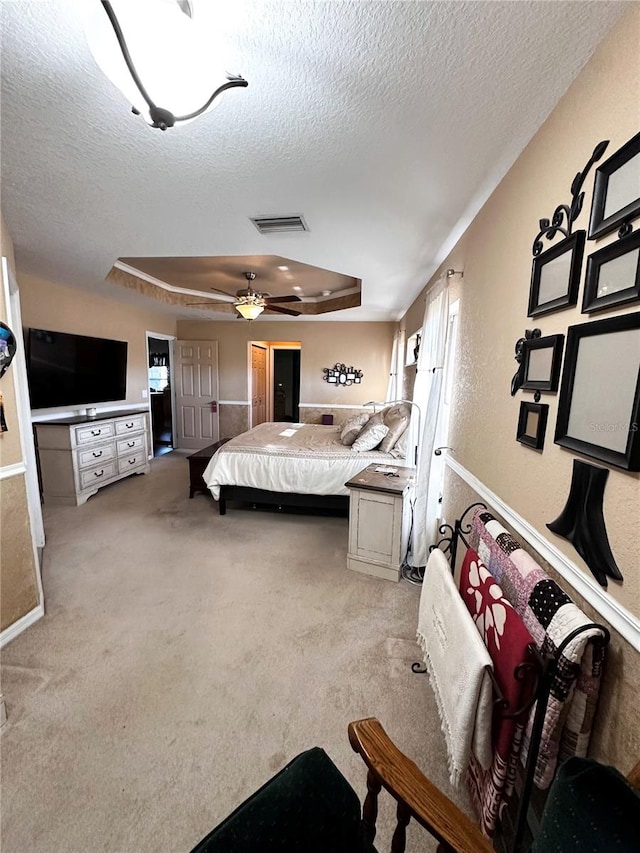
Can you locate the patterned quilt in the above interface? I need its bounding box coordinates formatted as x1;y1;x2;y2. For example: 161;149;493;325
460;548;538;835
470;510;607;790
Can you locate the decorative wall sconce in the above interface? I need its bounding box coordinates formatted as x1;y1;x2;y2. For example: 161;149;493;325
323;363;363;386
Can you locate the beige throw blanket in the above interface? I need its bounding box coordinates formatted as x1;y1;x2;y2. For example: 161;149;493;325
417;549;494;787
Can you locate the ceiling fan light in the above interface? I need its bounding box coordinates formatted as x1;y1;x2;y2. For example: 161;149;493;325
235;301;264;320
84;0;244;128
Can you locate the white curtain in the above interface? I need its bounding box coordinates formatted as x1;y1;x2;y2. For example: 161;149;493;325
407;278;450;569
386;329;405;403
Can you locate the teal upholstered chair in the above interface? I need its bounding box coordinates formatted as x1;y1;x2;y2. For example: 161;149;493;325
189;718;640;853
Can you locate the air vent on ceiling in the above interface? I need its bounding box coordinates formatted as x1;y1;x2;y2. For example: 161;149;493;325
250;215;309;235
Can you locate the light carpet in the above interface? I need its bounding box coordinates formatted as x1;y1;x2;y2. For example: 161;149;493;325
1;451;468;852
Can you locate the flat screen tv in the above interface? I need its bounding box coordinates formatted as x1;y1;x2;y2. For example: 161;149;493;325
26;328;128;410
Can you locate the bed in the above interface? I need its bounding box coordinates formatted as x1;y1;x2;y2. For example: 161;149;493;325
202;421;402;514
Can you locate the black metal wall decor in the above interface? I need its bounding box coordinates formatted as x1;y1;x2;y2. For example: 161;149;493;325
323;363;363;386
520;333;564;393
528;231;585;317
582;227;640;313
516;401;548;450
547;459;622;587
588;130;640;240
532;139;609;256
511;328;541;396
554;312;640;471
527;140;608;317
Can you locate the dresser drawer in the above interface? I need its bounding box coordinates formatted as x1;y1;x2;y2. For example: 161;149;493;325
118;452;146;474
115;416;145;435
117;435;144;455
75;422;115;445
77;443;115;469
79;462;117;490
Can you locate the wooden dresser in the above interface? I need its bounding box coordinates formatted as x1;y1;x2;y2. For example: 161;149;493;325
34;409;150;506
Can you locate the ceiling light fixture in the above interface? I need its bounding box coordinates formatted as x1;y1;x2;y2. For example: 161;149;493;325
85;0;248;130
235;299;264;321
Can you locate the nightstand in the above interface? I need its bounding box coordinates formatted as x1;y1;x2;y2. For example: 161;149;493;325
345;464;415;582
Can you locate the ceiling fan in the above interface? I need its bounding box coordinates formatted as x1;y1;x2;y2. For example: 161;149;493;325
187;272;302;319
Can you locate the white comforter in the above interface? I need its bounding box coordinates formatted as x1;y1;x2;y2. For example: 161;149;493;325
203;422;396;499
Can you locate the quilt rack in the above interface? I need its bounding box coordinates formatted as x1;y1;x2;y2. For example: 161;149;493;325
413;502;611;853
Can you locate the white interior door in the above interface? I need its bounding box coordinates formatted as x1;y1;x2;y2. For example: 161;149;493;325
251;343;267;427
174;340;219;449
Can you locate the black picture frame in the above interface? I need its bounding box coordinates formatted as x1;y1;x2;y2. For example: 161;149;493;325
582;230;640;313
520;334;564;392
528;231;585;318
516;401;548;450
555;312;640;471
588;131;640;240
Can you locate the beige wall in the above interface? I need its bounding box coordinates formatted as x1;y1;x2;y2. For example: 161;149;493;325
177;319;395;414
402;7;640;619
19;273;177;417
1;212;39;632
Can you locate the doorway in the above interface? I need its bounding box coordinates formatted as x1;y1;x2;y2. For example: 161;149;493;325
147;335;174;456
273;348;300;422
248;341;302;427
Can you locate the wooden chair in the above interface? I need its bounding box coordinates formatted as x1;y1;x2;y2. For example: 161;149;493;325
349;717;640;853
190;716;640;853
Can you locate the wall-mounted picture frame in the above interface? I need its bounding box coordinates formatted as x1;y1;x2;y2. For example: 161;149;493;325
516;401;548;450
554;312;640;471
582;229;640;313
528;231;585;318
322;363;363;386
520;334;564;392
588;131;640;240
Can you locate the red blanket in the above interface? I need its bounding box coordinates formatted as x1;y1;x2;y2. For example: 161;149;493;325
460;548;537;836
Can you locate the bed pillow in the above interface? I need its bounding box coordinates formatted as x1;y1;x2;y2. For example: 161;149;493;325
379;403;411;454
340;413;370;446
351;421;389;452
389;430;408;460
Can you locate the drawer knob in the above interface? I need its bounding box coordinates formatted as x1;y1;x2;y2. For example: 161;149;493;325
92;451;102;458
91;429;101;436
128;458;136;465
94;469;104;478
125;422;134;429
127;441;135;448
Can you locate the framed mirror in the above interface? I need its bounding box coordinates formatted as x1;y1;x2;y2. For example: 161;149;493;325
528;232;585;318
554;312;640;470
588;131;640;240
582;230;640;313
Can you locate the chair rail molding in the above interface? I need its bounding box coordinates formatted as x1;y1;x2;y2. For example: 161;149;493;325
0;603;45;649
444;455;640;653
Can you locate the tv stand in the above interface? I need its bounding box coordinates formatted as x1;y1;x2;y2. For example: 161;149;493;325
34;409;150;506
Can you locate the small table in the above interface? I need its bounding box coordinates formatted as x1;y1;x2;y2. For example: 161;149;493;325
345;464;415;582
187;438;229;498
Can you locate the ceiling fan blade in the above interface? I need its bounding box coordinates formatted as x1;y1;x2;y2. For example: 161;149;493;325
208;287;238;301
264;304;301;316
263;295;302;304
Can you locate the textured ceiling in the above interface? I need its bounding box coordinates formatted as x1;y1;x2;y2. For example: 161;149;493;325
0;0;627;321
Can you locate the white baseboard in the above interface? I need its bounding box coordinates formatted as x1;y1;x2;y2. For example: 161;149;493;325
0;604;45;649
445;456;640;653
